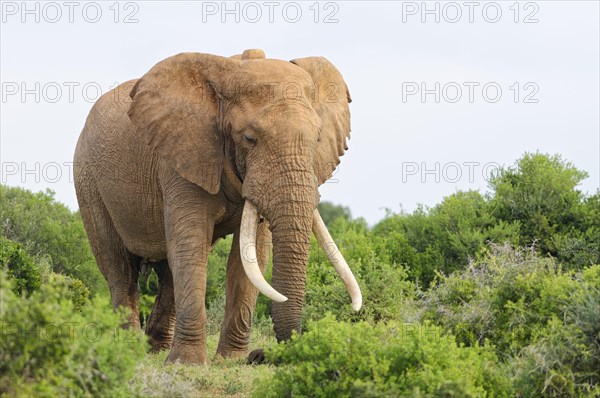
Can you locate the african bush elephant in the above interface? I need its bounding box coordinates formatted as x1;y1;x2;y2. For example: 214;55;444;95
73;49;362;365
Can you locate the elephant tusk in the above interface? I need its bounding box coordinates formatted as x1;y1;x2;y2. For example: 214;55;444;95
240;201;288;303
312;210;363;311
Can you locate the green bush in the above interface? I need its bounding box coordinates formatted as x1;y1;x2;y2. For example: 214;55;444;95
420;245;582;355
510;265;600;397
256;315;512;398
488;153;595;265
137;263;159;327
373;191;519;287
368;153;596;288
54;272;92;311
412;246;600;395
0;235;90;309
553;192;600;268
0;270;147;397
0;185;105;294
304;217;416;326
207;236;232;307
0;236;42;296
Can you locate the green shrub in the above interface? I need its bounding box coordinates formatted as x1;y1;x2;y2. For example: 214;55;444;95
256;315;512;398
0;235;89;309
488;153;591;261
0;185;105;295
207;236;231;307
137;261;161;327
373;191;519;287
304;217;416;326
0;270;147;397
421;245;582;355
553;225;600;270
55;272;92;311
0;236;41;296
510;265;600;397
369;153;596;288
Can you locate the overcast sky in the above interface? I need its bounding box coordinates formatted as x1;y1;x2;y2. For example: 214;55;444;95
1;1;599;224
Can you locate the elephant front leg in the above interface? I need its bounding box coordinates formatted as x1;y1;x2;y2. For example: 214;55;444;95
217;221;271;359
164;206;215;365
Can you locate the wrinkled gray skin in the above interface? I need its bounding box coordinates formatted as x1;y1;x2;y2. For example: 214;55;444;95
74;50;351;365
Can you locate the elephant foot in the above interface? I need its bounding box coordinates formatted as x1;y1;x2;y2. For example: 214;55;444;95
148;341;172;354
148;333;173;353
247;348;265;365
165;342;208;366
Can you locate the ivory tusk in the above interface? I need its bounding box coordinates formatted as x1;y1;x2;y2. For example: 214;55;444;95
240;201;288;302
312;210;363;311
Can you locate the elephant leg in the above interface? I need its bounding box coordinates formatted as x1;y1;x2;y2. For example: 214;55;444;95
217;221;271;358
163;188;217;365
146;260;175;352
79;200;141;330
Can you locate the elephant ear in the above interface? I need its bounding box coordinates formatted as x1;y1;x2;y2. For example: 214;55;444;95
128;53;238;194
290;57;352;185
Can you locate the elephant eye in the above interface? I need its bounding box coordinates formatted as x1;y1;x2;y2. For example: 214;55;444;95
243;131;257;146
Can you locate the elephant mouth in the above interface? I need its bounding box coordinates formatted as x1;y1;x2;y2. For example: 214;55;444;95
239;200;363;311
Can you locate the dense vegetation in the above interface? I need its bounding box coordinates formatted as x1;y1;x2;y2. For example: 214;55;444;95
1;152;598;397
0;186;105;294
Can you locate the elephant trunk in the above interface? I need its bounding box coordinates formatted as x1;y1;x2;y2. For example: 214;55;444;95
268;173;316;342
240;145;362;341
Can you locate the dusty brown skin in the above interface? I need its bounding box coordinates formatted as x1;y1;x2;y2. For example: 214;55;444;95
74;49;352;365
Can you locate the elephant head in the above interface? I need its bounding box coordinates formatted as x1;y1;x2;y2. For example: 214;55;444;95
127;49;361;342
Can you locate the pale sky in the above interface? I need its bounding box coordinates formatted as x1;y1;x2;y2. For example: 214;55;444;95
1;1;599;224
